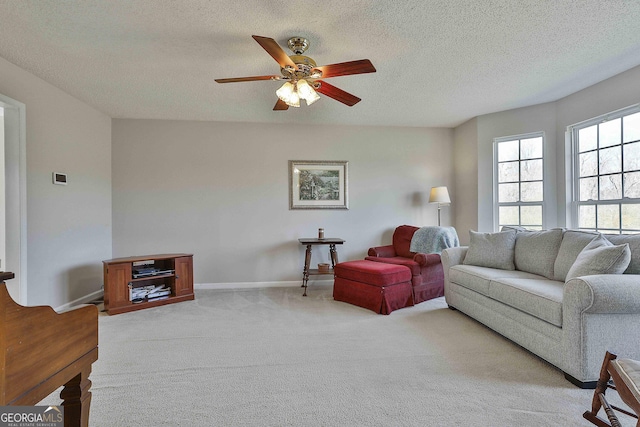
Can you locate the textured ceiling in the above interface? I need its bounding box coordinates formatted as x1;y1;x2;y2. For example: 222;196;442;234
1;0;640;128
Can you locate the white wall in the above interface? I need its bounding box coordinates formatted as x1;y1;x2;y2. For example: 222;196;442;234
2;52;636;304
452;117;478;245
0;56;112;307
556;65;640;227
112;119;454;285
476;102;558;232
454;64;640;235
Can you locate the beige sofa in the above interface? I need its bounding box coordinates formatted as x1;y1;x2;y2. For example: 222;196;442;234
441;228;640;388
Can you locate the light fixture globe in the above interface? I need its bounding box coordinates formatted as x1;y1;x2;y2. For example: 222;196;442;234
304;88;320;105
276;81;300;107
287;89;300;107
296;79;321;105
276;81;294;99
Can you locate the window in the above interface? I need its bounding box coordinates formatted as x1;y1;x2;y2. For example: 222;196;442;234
494;133;544;230
570;105;640;234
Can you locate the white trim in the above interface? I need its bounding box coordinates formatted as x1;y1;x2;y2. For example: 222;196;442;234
565;130;576;228
195;279;333;291
567;103;640;131
0;93;27;305
493;131;546;231
568;103;640;233
54;289;104;312
492;138;498;231
494;131;544;144
57;281;335;311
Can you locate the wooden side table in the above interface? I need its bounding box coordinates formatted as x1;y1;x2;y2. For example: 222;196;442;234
298;238;345;296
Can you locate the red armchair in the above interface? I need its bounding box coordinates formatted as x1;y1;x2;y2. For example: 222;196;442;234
365;225;444;304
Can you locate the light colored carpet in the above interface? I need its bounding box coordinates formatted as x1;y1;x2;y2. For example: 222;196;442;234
44;284;633;426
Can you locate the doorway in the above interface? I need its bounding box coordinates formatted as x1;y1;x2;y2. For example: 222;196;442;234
1;93;27;304
1;107;4;276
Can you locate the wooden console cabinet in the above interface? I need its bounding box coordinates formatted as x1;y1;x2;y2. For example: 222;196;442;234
103;253;194;315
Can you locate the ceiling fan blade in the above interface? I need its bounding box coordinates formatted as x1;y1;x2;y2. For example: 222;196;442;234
252;35;298;70
215;75;282;83
314;81;361;106
312;59;376;79
273;99;289;111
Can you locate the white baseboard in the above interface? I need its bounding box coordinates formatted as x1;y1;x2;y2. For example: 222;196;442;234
195;279;333;290
55;289;104;312
57;280;333;311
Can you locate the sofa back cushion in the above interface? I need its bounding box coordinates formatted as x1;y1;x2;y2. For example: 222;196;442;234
565;236;631;282
393;225;419;258
514;228;563;279
554;230;600;281
605;234;640;274
463;230;517;270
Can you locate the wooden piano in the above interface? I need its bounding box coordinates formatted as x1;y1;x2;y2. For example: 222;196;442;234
0;272;98;427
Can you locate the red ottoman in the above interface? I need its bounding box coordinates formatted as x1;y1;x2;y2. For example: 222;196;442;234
333;260;414;315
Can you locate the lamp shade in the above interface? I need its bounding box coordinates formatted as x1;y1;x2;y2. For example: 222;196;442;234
429;186;451;204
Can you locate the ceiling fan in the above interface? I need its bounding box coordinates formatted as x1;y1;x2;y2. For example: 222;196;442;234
215;35;376;110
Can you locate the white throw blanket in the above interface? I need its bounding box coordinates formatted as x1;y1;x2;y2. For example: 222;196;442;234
409;226;460;254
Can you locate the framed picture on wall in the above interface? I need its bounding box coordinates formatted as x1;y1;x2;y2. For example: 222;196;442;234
289;160;349;210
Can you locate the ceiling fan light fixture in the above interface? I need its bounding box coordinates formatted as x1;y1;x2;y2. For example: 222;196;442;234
276;81;300;107
276;81;294;99
296;79;320;106
288;91;300;107
304;90;320;106
215;35;375;110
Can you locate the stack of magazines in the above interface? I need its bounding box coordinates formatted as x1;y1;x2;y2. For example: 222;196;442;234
130;284;171;303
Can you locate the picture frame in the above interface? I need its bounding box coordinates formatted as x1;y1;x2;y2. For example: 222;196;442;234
289;160;349;210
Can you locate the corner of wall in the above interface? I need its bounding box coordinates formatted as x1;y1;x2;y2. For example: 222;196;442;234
453;117;479;244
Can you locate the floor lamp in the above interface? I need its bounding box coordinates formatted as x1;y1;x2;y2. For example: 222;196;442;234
429;186;451;226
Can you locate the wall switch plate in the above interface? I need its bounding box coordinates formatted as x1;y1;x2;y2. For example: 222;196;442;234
53;172;67;185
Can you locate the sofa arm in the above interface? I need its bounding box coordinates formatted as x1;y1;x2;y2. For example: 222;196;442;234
368;245;397;258
441;246;468;270
413;253;442;267
565;274;640;314
562;274;640;382
441;247;468;307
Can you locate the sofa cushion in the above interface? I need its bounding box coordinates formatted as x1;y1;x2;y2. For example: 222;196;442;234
500;225;528;232
488;278;564;327
392;225;419;258
553;230;601;281
449;265;544;297
463;230;516;270
605;233;640;274
364;256;421;276
514;228;563;279
611;358;640;405
565;236;631;282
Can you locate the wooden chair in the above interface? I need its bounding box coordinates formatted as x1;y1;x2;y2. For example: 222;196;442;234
0;272;98;427
584;351;640;427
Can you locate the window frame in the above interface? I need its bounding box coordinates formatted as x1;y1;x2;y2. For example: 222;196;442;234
493;131;546;231
569;103;640;234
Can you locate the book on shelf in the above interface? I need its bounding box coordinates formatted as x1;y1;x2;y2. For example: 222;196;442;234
129;284;171;302
146;289;171;299
147;295;170;302
132;269;175;278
